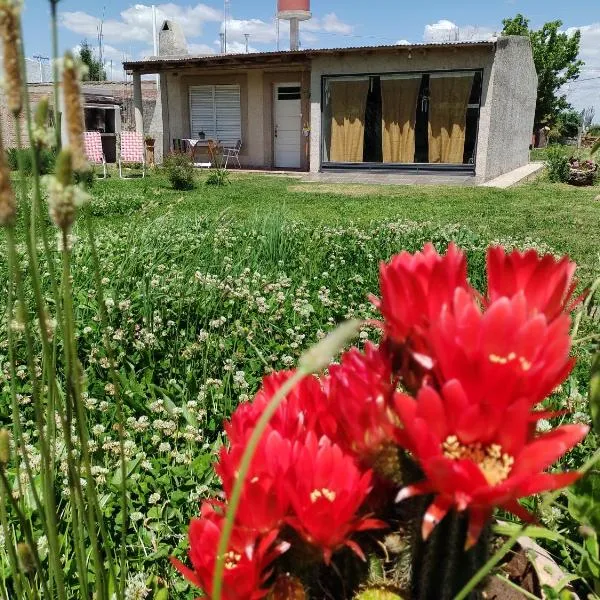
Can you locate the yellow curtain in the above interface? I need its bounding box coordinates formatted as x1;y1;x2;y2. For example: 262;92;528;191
428;75;474;164
381;78;420;163
329;80;369;162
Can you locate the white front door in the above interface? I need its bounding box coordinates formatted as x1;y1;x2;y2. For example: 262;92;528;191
274;83;302;169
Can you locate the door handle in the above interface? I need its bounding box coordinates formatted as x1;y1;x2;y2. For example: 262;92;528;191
274;125;278;138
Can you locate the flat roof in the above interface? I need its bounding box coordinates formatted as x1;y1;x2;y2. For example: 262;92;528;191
123;39;496;73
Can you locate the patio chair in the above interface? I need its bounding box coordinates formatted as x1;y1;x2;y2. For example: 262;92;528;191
83;131;107;178
222;139;242;169
118;131;146;179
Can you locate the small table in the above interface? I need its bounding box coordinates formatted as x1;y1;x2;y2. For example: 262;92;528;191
182;139;222;166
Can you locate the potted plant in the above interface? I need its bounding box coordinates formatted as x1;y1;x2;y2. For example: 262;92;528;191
145;135;156;166
568;155;598;186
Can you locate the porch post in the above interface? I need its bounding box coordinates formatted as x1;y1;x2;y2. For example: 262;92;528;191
132;70;144;135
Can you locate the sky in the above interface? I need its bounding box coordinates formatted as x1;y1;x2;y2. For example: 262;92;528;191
19;0;600;118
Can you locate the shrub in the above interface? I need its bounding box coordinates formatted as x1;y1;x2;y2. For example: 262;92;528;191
205;166;230;186
163;152;195;190
6;147;56;174
545;145;570;182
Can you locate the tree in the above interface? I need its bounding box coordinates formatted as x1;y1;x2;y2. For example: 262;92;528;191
502;14;584;129
79;40;106;81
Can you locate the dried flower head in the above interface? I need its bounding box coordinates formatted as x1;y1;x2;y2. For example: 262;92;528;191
0;126;16;226
32;96;54;149
46;150;89;231
17;542;35;574
0;428;10;465
62;52;87;172
0;1;22;115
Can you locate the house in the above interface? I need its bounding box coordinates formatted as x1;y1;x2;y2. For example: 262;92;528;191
1;81;157;162
123;23;537;182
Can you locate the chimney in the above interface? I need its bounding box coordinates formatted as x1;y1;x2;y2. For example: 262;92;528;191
158;20;188;56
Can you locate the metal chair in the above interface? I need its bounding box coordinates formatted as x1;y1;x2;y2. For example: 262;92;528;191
118;131;146;179
223;139;242;168
83;131;107;178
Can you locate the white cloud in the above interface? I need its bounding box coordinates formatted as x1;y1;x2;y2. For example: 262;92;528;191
60;3;222;44
304;13;353;35
563;23;600;120
396;39;411;45
424;19;495;42
188;42;217;56
222;18;277;44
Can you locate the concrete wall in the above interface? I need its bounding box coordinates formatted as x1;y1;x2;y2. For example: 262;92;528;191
309;46;496;175
482;36;537;181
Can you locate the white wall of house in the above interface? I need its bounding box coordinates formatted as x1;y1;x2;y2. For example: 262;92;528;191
309;39;536;181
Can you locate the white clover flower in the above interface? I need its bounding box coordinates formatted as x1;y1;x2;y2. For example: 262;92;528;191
148;492;161;505
124;572;150;600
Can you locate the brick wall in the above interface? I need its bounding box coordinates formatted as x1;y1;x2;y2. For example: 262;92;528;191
0;80;157;149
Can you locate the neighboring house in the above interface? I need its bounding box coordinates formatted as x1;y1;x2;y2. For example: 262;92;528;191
123;23;537;182
0;81;157;162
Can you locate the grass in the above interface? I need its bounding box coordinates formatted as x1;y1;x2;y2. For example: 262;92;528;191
91;170;600;279
2;168;599;598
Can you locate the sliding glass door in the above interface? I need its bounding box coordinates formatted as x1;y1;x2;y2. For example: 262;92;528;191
321;70;482;168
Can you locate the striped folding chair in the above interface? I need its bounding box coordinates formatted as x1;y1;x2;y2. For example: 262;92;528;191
118;131;146;179
83;131;107;178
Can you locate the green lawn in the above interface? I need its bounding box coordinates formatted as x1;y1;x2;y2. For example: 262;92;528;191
91;171;600;279
2;167;599;597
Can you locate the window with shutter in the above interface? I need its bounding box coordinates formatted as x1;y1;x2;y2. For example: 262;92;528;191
189;85;241;144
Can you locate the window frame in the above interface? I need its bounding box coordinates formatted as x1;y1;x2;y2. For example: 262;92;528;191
320;68;483;172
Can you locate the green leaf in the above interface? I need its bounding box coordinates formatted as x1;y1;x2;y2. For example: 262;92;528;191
111;456;142;487
568;471;600;533
590;352;600;435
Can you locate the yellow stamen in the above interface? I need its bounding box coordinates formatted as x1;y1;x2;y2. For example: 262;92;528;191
310;488;337;503
442;436;514;486
222;550;241;570
489;352;531;372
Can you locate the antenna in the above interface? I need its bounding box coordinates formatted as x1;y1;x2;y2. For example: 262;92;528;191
33;54;49;83
97;5;106;80
152;5;159;88
223;0;230;53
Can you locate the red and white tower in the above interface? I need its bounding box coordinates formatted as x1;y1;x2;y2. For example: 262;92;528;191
277;0;311;51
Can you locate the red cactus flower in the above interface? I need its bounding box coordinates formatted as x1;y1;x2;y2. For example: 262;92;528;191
394;383;588;547
430;288;574;413
371;242;468;346
325;343;399;461
224;371;333;446
286;433;387;563
171;501;289;600
216;428;293;533
486;246;580;321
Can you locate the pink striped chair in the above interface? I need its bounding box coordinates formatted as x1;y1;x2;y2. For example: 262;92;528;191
83;131;107;178
118;131;146;179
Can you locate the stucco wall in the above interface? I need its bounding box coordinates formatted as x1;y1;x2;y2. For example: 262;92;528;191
309;46;496;175
483;36;537;181
160;67;309;168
